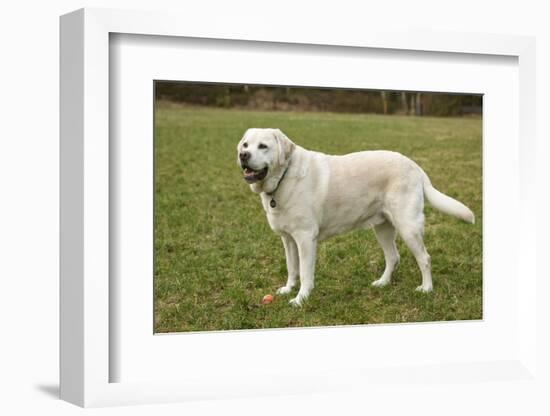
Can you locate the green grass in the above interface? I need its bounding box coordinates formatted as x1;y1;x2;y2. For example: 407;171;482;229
154;104;482;333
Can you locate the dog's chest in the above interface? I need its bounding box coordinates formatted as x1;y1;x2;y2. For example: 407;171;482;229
259;195;293;234
263;205;289;234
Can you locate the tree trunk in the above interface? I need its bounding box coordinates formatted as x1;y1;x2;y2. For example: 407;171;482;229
381;91;388;114
401;92;408;114
415;93;422;116
408;93;415;115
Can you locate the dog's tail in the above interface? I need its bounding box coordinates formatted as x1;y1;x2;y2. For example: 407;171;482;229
420;169;475;224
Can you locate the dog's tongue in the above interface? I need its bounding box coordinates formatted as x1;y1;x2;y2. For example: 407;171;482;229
244;168;255;177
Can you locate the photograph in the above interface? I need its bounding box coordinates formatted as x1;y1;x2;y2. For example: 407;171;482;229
153;82;482;333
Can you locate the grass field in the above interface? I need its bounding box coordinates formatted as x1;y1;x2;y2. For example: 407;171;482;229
154;104;482;333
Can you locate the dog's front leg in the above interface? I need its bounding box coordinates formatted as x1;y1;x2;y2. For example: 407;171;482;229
289;231;318;307
277;234;299;295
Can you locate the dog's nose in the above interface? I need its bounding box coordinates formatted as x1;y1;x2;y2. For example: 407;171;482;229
239;151;250;161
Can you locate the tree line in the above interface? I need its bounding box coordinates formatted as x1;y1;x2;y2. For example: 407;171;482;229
155;82;482;117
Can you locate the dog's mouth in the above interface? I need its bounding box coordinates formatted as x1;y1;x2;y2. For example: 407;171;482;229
242;166;268;183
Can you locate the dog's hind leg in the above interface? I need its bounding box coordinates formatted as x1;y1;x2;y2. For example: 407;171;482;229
371;221;400;287
398;221;433;293
390;182;433;293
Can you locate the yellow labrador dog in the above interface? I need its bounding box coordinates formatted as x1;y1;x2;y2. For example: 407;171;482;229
237;128;474;307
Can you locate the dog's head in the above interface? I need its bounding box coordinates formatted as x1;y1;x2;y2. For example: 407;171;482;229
237;128;295;184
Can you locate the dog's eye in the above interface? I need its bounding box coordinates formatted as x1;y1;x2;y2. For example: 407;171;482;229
258;143;268;149
243;142;248;148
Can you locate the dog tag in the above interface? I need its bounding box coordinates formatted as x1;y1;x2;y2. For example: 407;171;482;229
270;199;276;208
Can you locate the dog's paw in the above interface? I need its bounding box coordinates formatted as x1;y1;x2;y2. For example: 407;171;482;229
289;297;303;307
415;285;433;293
276;286;293;295
289;291;309;307
371;278;390;287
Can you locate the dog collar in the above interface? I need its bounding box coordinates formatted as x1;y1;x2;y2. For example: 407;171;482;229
266;162;290;208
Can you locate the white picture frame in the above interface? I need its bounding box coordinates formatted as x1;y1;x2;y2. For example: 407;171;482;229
60;7;540;408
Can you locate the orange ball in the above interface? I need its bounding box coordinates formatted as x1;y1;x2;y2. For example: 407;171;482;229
261;294;274;304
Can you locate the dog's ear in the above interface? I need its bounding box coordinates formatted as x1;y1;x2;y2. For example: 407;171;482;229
273;129;295;167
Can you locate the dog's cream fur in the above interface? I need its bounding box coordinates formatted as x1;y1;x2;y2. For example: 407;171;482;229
237;128;474;307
